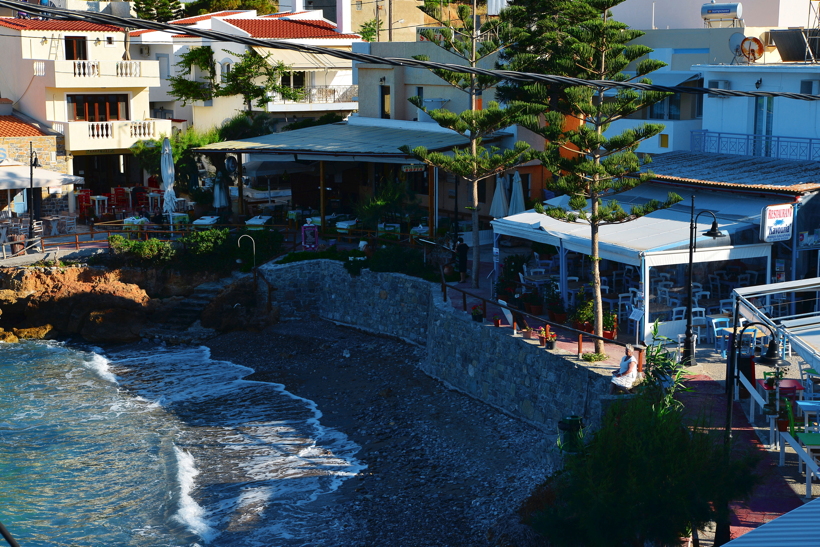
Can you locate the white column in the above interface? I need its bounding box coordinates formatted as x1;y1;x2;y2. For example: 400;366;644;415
336;0;352;33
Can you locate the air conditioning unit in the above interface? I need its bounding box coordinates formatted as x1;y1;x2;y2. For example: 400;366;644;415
800;80;820;95
138;45;150;56
707;80;730;98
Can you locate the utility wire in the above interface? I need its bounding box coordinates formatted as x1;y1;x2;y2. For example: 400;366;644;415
0;0;818;101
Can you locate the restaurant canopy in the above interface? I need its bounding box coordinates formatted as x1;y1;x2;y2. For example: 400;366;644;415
491;182;781;267
0;159;84;190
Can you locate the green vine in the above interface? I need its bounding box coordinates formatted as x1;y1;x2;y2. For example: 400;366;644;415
168;46;217;105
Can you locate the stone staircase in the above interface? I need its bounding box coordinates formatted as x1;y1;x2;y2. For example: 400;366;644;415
142;271;251;343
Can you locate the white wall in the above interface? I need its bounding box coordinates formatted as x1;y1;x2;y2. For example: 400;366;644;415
611;0;807;30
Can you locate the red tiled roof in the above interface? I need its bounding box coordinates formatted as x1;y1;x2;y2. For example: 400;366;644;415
0;116;46;137
0;17;121;32
0;98;11;104
225;19;359;39
171;11;247;25
130;29;154;37
651;173;820;195
261;11;310;18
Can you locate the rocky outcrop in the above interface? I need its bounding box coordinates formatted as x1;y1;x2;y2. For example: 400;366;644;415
13;324;56;339
0;328;19;343
0;266;149;343
200;277;280;332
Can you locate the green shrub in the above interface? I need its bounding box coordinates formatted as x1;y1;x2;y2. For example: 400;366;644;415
180;228;229;255
108;234;176;265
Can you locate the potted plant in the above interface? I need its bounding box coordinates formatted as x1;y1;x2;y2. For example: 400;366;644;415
536;326;547;346
545;331;557;350
602;311;618;340
570;299;594;333
471;305;483;322
493;314;502;327
544;282;567;323
521;326;534;339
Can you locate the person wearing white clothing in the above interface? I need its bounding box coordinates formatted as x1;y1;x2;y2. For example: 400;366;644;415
610;344;638;394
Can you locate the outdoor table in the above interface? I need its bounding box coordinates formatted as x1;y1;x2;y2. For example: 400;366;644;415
336;219;358;233
523;274;553;290
192;216;220;229
91;195;108;216
168;213;189;231
0;222;8;243
42;216;62;236
124;216;148;230
754;379;805;422
377;223;400;235
245;215;272;230
796;400;820;432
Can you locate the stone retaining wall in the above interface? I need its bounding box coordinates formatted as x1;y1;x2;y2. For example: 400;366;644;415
258;260;614;433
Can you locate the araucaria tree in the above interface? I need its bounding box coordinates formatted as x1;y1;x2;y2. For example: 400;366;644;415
169;47;302;116
133;0;184;22
507;0;681;351
400;0;532;289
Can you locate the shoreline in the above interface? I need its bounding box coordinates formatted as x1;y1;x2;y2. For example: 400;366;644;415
205;319;553;546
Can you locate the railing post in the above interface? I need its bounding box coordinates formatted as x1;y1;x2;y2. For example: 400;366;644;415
578;334;583;358
637;348;644;374
462;291;467;311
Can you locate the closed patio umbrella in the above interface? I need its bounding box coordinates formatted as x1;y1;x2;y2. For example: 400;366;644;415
160;138;176;222
508;171;526;216
488;177;509;218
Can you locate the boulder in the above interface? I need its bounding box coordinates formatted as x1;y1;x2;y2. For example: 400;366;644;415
81;308;146;343
13;324;56;339
0;330;18;343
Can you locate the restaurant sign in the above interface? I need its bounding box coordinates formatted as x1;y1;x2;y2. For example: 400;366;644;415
760;204;793;242
401;164;425;173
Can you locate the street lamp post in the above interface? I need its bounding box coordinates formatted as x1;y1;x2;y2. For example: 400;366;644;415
28;141;40;240
681;195;724;367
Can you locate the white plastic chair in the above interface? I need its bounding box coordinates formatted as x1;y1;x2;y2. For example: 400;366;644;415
672;307;687;321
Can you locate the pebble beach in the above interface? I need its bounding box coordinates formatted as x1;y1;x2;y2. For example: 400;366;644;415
205;319;552;546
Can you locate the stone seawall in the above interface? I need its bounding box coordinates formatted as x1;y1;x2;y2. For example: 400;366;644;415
258;260;614;433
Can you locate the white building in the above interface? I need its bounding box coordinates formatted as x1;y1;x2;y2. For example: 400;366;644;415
129;10;362;132
611;0;808;30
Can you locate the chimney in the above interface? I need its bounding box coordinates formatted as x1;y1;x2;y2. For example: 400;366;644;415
0;98;13;116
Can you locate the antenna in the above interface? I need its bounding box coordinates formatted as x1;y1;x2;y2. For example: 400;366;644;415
740;36;764;62
728;32;746;64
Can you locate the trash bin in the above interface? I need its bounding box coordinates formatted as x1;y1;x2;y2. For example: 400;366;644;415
558;415;584;453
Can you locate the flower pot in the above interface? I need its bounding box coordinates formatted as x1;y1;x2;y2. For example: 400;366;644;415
522;330;534;339
603;330;616;340
538;335;547;347
777;419;790;432
553;312;567;324
545;340;556;350
493;318;501;327
529;304;543;316
472;314;483;322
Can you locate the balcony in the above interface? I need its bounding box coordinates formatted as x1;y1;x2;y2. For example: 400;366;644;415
265;85;358;112
33;60;160;89
691;130;820;161
49;119;173;152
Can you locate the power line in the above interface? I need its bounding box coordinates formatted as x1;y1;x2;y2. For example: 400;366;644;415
0;0;818;101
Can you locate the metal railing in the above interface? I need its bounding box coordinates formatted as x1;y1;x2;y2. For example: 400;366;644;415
267;85;358;105
691;129;820;161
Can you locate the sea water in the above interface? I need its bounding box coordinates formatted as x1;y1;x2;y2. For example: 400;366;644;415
0;340;364;546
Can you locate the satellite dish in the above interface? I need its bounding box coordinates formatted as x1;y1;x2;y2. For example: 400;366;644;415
741;36;765;62
728;32;746;56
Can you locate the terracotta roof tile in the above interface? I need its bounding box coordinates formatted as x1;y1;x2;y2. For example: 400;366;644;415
650;174;820;195
130;29;154;37
0;115;46;137
225;19;359;39
171;10;248;25
261;11;310;18
0;17;121;32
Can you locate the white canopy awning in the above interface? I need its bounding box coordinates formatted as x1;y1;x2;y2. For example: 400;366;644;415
252;46;351;70
0;159;84;190
491;183;778;267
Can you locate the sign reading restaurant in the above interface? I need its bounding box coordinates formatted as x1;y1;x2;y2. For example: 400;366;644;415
760;203;794;242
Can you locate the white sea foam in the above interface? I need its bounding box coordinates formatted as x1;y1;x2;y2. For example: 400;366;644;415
173;445;217;543
85;353;118;384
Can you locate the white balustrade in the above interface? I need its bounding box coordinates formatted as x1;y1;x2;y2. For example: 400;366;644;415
72;60;100;77
33;61;45;76
115;61;141;78
88;122;114;139
129;121;156;139
50;122;65;134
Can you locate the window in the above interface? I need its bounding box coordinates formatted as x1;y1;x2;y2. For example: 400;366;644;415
477;178;486;203
416;86;423;101
283;71;307;89
356;0;362;9
659;134;669;148
648;94;681;120
105;36;115;47
380;85;391;119
64;36;87;61
221;62;232;83
67;94;129;121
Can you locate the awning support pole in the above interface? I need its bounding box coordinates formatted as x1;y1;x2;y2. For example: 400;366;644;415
320;160;326;229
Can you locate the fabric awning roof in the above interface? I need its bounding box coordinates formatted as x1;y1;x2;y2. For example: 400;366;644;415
491;182;778;266
197;120;475;161
725;487;820;545
0;159;84;190
252;46;351;70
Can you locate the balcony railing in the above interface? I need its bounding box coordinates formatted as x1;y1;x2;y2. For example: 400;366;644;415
49;119;171;151
32;59;156;87
267;85;358;105
691;129;820;161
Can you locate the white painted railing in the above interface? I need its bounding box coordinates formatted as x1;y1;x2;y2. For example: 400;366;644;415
88;122;113;139
33;61;45;76
115;61;141;78
129;121;156;138
50;122;65;134
72;60;100;77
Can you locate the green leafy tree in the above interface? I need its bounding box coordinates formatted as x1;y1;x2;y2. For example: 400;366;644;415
183;0;278;16
506;0;681;351
400;0;531;289
130;126;220;191
168;47;302;115
357;18;383;42
133;0;184;22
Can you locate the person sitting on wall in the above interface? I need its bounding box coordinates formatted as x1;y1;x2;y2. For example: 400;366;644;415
455;237;469;283
610;344;638;394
